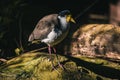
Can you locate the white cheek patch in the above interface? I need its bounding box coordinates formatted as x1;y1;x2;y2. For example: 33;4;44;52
58;16;68;31
58;16;61;19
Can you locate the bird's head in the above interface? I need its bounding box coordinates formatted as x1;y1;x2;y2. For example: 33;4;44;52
58;10;76;23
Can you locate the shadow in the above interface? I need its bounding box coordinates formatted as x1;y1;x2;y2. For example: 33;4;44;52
95;56;120;64
25;42;48;52
62;55;120;79
55;23;81;55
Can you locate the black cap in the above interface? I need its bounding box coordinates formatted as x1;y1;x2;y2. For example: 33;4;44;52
58;10;71;17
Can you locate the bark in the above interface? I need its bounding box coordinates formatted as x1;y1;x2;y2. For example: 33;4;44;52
71;24;120;60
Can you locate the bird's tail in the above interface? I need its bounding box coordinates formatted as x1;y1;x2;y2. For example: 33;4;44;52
28;33;34;42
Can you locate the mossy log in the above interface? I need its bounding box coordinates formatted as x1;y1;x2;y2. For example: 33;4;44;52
0;52;120;80
0;52;93;80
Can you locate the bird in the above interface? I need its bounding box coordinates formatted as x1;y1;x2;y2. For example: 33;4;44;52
28;10;76;70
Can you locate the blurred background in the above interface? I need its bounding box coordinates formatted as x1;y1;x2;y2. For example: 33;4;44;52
0;0;119;58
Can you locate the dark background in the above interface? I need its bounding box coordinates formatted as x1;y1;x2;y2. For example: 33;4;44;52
0;0;118;58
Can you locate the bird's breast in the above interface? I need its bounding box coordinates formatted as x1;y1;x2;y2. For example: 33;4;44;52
41;27;69;46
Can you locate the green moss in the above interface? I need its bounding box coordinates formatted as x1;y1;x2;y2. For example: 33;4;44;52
0;52;119;80
0;52;82;80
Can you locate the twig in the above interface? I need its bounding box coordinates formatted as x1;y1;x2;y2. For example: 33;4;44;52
0;58;7;62
18;13;24;52
75;0;99;19
26;47;48;53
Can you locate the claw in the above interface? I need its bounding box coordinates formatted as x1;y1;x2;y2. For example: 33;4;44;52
47;45;66;71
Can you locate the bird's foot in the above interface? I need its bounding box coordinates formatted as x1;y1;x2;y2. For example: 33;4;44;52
51;64;62;74
51;65;58;71
58;62;66;71
51;62;67;73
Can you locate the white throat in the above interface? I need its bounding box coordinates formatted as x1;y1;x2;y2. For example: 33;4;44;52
58;16;69;31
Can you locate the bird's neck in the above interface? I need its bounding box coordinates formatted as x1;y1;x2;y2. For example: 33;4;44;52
58;16;69;31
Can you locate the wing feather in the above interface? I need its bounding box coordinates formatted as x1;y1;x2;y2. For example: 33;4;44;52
28;14;58;42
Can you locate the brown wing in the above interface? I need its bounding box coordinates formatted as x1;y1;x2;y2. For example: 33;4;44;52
28;14;58;42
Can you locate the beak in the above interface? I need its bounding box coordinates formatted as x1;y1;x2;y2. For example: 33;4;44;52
66;15;76;23
70;17;76;23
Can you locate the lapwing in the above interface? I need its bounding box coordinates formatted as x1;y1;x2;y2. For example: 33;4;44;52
28;10;76;70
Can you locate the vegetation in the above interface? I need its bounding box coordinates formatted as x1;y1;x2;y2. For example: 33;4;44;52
0;0;27;58
0;52;120;80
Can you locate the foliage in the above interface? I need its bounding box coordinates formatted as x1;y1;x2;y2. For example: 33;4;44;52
0;0;27;58
0;0;27;26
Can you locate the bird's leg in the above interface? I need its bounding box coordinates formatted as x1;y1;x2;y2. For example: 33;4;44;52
53;47;65;70
48;45;57;70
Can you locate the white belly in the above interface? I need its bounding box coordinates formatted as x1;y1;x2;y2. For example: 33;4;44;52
41;28;69;46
